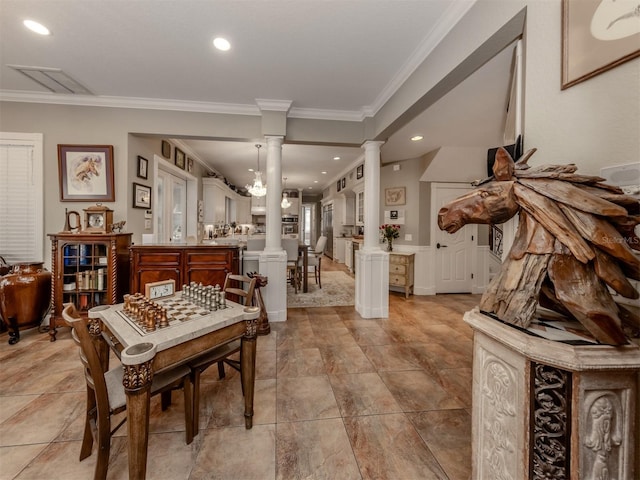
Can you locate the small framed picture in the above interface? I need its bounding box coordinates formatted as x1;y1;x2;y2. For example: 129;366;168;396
175;147;185;169
187;157;194;173
337;180;342;192
342;178;346;189
356;164;364;179
385;187;406;206
137;155;148;179
57;144;115;202
390;210;398;220
161;140;171;158
133;182;151;209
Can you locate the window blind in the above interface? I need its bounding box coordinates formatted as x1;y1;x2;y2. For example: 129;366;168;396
0;133;44;264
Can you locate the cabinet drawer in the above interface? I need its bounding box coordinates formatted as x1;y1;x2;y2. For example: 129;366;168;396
389;274;407;286
389;254;410;265
389;264;406;275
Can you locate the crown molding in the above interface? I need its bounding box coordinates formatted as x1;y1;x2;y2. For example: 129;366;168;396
0;90;262;115
0;89;370;122
365;0;476;116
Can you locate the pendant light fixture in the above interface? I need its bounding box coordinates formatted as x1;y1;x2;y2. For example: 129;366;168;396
246;144;266;197
281;177;291;209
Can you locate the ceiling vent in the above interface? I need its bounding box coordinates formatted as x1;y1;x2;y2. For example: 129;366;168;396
8;65;92;94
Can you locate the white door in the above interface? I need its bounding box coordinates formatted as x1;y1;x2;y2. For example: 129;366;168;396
156;169;187;243
432;183;476;293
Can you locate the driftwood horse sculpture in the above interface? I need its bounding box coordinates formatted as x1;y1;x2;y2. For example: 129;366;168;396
438;147;639;345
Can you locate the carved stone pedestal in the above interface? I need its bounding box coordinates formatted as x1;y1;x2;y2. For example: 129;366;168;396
464;307;640;480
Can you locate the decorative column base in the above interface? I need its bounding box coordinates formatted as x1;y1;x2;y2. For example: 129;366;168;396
355;249;389;318
259;250;287;322
464;307;640;480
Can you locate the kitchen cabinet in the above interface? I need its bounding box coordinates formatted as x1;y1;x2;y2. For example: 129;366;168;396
389;252;415;298
129;244;240;294
333;237;346;263
202;178;226;224
250;194;266;214
48;232;131;340
345;239;353;272
341;194;355;226
236;196;251;224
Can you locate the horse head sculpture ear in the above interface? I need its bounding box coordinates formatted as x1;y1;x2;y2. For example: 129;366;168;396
492;147;515;181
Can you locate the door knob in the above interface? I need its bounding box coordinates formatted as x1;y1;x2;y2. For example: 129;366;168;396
436;243;448;249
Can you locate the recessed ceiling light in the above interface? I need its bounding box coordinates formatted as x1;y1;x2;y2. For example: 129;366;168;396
24;20;50;35
213;37;231;51
321;171;327;174
333;156;341;161
314;180;318;183
308;186;313;189
248;168;254;172
411;135;424;141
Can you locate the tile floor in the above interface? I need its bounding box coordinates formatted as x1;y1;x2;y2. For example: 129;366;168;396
0;262;481;480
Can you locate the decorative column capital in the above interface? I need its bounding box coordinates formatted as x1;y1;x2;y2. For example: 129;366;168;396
361;140;385;152
265;135;284;146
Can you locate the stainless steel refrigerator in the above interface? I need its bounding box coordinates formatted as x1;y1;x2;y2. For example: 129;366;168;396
322;203;333;259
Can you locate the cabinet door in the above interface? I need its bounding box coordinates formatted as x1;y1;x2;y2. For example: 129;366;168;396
185;249;238;287
131;250;182;294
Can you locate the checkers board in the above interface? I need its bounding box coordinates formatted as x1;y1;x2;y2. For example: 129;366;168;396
116;294;233;336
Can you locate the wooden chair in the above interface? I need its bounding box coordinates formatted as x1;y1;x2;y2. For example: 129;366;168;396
283;238;301;293
307;235;327;288
62;303;193;480
188;273;256;435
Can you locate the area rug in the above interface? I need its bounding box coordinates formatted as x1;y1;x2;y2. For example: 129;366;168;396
287;271;355;308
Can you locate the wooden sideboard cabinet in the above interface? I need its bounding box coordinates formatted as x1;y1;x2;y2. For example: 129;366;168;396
49;233;132;341
389;252;415;299
129;244;240;294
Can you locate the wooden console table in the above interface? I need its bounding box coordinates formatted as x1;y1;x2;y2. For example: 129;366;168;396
129;244;240;294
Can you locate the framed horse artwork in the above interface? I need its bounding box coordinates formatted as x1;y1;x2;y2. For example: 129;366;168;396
58;144;115;202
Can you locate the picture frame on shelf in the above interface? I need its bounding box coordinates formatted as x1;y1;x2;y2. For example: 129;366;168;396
341;178;346;189
137;155;148;179
133;182;151;209
57;144;115;202
356;164;364;179
175;147;185;169
385;187;406;206
561;0;640;89
161;140;171;158
187;157;194;173
337;180;342;192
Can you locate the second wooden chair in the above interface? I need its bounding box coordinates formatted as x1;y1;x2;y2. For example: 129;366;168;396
188;273;256;435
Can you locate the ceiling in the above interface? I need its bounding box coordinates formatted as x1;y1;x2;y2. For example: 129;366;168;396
0;0;514;193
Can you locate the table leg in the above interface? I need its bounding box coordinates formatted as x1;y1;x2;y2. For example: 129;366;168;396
123;362;153;480
241;320;258;429
303;248;308;293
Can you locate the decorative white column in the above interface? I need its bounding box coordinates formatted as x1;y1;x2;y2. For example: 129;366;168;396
260;135;287;322
265;136;283;252
355;140;388;318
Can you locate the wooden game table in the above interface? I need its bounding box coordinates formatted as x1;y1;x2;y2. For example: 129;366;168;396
89;295;260;480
